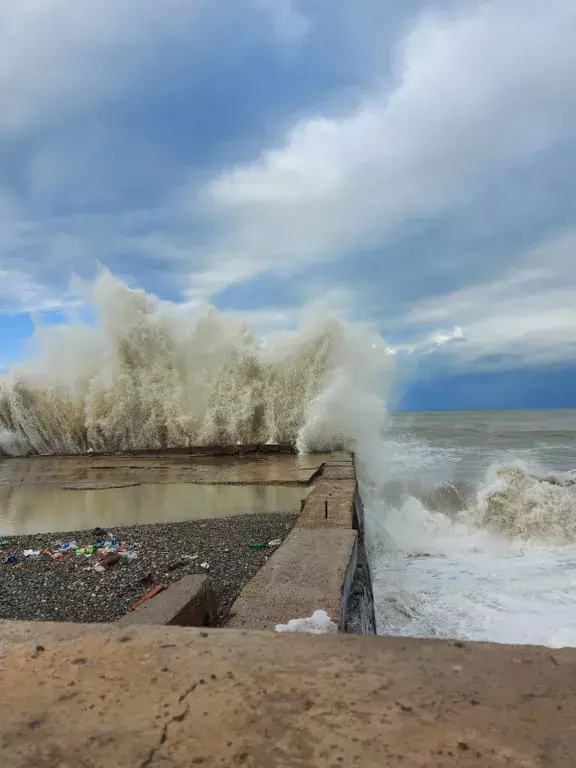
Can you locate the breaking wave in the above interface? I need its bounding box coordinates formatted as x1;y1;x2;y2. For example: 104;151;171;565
363;431;576;645
0;272;392;456
374;463;576;547
477;465;576;545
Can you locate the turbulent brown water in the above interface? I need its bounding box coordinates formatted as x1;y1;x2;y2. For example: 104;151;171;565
0;272;391;456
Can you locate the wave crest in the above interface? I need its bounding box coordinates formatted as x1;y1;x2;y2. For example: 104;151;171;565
477;465;576;545
0;273;391;456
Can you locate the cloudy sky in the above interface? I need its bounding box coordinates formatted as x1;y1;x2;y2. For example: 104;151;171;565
1;0;576;409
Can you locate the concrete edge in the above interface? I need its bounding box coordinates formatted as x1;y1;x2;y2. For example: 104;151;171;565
115;575;216;628
226;451;376;634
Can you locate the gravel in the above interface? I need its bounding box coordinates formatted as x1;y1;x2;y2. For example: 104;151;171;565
0;513;298;625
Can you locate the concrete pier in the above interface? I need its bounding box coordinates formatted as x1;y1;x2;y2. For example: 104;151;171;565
226;452;371;632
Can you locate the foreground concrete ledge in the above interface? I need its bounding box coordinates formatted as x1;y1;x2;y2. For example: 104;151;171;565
1;621;575;767
226;527;357;631
116;575;216;628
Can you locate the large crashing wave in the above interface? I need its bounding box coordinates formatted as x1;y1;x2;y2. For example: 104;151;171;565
477;465;576;545
0;273;392;456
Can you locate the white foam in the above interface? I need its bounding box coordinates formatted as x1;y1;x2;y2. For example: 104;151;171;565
362;439;576;647
0;272;393;456
275;610;337;634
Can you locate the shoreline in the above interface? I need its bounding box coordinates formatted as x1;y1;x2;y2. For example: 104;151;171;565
0;513;298;625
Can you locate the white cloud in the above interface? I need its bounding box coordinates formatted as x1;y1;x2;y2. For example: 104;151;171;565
192;0;576;292
402;229;576;369
0;268;79;314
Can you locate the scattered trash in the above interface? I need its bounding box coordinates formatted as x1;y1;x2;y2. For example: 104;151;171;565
23;550;42;559
249;542;266;551
2;532;138;575
183;554;199;561
200;561;210;570
267;539;282;548
275;610;337;635
57;541;77;553
75;545;95;557
129;584;164;611
94;553;121;573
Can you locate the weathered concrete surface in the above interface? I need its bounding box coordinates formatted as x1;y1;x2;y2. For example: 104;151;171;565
297;478;357;528
116;575;216;628
0;621;575;767
321;464;356;480
0;452;331;490
226;527;357;631
224;452;362;632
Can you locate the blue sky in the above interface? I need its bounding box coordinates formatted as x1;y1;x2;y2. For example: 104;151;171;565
1;0;576;409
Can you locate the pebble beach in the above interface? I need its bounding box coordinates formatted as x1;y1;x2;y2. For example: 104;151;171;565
0;513;298;625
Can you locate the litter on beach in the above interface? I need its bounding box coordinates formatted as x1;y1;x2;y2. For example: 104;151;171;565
3;533;139;572
129;584;164;611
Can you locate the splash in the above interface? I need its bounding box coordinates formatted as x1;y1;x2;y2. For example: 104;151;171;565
477;465;576;545
0;272;392;456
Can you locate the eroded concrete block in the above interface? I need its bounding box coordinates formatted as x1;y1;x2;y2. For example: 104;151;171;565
116;575;216;628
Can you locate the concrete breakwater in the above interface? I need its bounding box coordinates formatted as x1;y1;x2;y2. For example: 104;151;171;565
0;448;375;633
225;451;376;634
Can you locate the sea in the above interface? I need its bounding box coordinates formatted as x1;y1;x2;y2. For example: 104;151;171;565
1;273;575;646
362;409;576;648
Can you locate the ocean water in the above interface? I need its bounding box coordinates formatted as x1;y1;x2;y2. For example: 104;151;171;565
361;410;576;647
1;274;574;646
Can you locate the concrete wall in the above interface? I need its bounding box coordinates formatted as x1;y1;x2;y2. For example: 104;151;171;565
2;620;575;767
226;452;376;633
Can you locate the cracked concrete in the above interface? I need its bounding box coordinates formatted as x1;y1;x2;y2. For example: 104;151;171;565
1;621;576;767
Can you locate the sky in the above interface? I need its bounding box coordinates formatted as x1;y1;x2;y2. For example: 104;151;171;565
1;0;576;409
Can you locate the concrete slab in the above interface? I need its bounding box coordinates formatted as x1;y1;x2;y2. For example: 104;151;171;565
321;465;356;480
0;452;331;490
297;478;357;528
116;575;216;628
226;526;358;631
1;621;575;768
